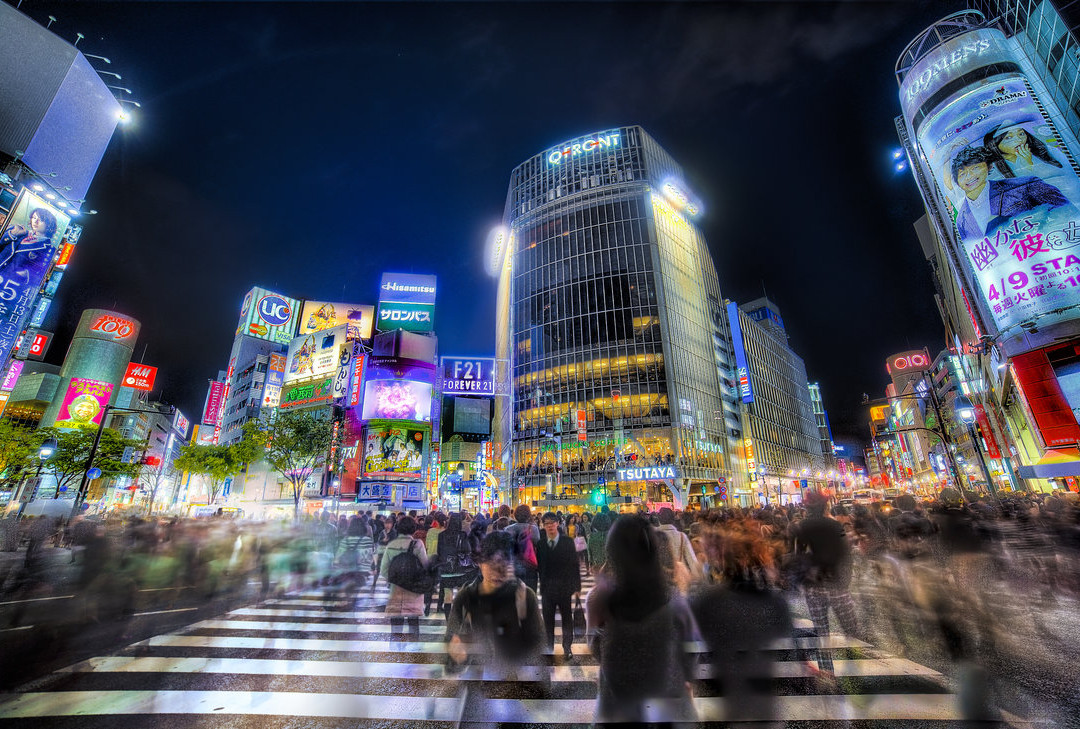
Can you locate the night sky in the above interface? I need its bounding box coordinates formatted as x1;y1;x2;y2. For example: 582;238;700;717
23;0;951;453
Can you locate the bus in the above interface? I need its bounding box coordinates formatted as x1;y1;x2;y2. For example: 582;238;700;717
852;489;884;504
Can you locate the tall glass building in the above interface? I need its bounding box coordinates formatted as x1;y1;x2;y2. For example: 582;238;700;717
494;126;742;509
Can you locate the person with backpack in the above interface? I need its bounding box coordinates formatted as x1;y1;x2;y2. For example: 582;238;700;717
380;516;431;638
445;531;544;670
504;504;540;591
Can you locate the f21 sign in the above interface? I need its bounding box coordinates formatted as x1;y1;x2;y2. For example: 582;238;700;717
440;357;495;396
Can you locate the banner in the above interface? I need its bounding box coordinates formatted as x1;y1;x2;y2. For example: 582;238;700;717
0;190;70;356
362;426;425;478
202;380;226;426
55;378;112;429
298;301;374;339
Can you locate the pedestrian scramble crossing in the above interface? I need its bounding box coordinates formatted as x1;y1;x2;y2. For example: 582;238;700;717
0;572;992;727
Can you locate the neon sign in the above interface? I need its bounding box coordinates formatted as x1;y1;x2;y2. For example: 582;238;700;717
89;315;135;340
888;351;930;373
547;132;621;165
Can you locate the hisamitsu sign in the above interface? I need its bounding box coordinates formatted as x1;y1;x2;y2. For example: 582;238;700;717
617;465;679;481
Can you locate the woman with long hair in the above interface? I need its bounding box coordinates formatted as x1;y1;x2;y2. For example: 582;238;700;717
983;121;1065;181
585;514;697;726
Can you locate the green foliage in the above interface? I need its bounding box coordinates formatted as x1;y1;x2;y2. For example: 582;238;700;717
258;410;336;516
0;420;46;491
174;421;266;504
38;426;145;494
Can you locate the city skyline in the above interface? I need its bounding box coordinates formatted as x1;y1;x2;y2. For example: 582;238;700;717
22;1;945;449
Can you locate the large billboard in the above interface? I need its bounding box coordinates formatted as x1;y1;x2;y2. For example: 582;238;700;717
379;272;437;305
441;356;496;395
362;425;425;478
235;286;301;345
376;301;435;333
900;28;1080;354
55;378;112;429
279;377;334;409
361;379;433;421
284;325;349;384
298;301;374;339
0;190;70;357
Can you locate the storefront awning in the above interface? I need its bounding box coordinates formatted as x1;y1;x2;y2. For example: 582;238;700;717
1017;448;1080;479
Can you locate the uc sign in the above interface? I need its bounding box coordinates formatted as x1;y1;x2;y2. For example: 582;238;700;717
889;351;930;373
258;295;292;326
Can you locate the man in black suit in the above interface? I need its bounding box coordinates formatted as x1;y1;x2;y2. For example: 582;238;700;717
536;511;581;658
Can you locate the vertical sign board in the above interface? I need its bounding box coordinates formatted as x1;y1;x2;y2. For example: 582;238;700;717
173;410;190;439
577;409;586;441
0;190;70;360
899;28;1080;355
0;359;22;391
726;301;754;403
202;380;226;426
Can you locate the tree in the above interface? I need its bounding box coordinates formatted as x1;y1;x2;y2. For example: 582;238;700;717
173;422;266;506
0;420;44;497
39;427;145;501
259;410;335;520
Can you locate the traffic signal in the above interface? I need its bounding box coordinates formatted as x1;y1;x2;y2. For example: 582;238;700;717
592;488;604;505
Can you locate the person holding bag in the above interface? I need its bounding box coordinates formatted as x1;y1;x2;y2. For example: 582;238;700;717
381;516;430;638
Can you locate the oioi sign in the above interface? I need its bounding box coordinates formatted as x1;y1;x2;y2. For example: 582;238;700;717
887;350;930;374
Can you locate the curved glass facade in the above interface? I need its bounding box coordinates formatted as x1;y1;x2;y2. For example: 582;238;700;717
496;126;739;508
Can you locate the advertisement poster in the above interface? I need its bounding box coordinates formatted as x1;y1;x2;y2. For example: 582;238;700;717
285;325;347;383
279;377;333;409
919;77;1080;339
0;190;70;356
298;301;374;339
202;380;226;425
362;426;425;478
123;363;158;391
55;378;112;429
235;286;301;345
361;379;432;421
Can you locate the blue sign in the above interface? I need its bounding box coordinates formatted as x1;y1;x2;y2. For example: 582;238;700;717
86;467;102;479
726;301;754;404
800;479;808;489
223;476;233;497
597;476;605;485
357;483;393;501
440;356;495;396
257;295;293;326
379;272;437;305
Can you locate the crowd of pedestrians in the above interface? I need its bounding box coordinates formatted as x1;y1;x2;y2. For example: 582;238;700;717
2;489;1078;721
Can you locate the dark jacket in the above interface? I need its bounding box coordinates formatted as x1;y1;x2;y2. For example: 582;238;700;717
536;533;581;596
792;514;852;587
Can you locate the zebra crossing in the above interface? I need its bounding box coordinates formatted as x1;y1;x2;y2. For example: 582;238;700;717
0;572;992;726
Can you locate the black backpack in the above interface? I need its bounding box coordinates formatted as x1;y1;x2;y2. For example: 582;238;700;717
387;540;435;593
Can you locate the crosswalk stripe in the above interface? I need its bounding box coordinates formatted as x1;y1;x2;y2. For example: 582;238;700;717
139;633;866;654
0;690;963;721
56;655;941;681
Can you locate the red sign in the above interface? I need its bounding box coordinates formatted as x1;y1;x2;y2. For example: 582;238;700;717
973;404;1002;458
887;350;930;373
123;363;158;391
203;380;226;426
28;332;51;360
55;243;75;268
89;315;136;340
349;352;366;407
577;408;586;441
1012;349;1080;447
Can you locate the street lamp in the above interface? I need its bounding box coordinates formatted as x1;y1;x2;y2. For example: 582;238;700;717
28;437;58;502
955;394;995;495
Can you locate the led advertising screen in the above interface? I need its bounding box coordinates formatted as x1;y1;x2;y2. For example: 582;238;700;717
235;286;301;345
378;272;437;305
298;301;374;339
362;425;425;478
361;379;432;421
55;377;112;429
0;190;70;358
441;357;496;395
453;396;491;435
284;325;348;384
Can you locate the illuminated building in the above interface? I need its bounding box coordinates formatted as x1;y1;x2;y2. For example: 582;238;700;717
494;126;741;510
0;4;123;369
807;383;837;470
728;298;826;505
896;8;1080;491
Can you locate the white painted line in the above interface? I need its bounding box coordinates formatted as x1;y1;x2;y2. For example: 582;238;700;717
0;595;73;607
132;608;199;617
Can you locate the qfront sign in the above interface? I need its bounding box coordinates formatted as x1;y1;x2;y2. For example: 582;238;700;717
547;131;621;165
617;465;678;481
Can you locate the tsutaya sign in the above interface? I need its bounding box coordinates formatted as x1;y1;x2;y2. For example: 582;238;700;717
617;465;678;481
547;131;621;165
